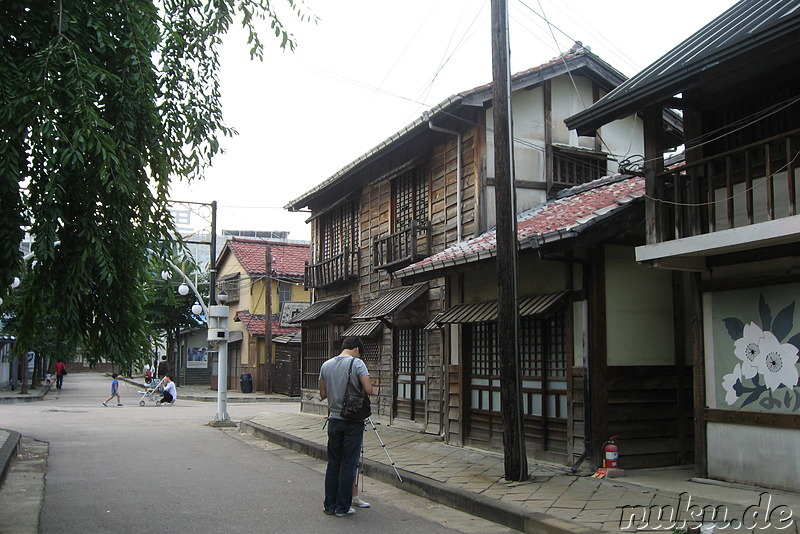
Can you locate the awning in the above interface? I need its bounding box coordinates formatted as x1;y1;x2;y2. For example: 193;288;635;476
352;283;428;320
228;330;244;343
290;295;350;323
425;291;568;329
341;320;384;338
272;332;301;344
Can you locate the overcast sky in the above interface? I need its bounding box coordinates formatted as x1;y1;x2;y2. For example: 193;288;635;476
169;0;737;241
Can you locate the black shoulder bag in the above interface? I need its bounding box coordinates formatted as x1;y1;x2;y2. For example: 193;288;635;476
340;357;371;420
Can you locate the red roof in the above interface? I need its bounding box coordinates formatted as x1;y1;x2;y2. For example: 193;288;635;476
235;311;300;337
394;175;644;278
219;238;309;278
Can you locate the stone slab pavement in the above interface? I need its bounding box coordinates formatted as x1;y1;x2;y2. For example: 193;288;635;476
241;409;800;534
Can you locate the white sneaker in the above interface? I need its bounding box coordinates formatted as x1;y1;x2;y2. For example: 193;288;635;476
335;507;356;517
352;497;370;508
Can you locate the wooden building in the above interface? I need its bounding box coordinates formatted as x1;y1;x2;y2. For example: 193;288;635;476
566;0;800;491
286;46;689;467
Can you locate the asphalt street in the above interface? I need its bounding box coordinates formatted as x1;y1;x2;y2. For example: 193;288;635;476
1;373;516;534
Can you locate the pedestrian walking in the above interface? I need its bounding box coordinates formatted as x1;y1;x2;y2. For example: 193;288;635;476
159;374;177;404
102;373;123;406
54;359;67;390
318;337;372;517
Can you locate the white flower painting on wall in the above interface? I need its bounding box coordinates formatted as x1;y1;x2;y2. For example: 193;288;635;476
722;294;800;411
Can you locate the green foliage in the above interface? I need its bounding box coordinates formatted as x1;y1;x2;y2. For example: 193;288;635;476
0;0;312;368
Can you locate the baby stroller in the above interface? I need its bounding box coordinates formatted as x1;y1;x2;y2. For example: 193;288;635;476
138;376;168;406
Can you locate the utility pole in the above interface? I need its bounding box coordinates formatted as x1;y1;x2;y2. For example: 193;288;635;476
209;201;217;306
491;0;528;482
264;243;273;394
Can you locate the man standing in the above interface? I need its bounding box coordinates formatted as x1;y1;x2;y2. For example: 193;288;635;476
319;337;372;518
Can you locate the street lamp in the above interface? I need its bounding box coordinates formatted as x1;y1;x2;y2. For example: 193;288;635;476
207;287;232;426
152;252;232;426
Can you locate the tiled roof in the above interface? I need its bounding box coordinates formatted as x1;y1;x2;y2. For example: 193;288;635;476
235;311;300;337
220;238;310;277
394;175;644;279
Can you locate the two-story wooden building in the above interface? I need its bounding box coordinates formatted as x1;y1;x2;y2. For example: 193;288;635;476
214;237;310;393
286;46;689;467
566;0;800;491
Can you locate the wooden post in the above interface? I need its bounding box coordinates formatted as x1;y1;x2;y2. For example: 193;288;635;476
490;0;528;482
643;105;664;243
265;244;273;394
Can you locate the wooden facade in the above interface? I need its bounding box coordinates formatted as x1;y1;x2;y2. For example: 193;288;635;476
566;1;800;490
289;47;698;469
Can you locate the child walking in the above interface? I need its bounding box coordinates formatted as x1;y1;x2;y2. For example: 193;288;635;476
103;373;123;406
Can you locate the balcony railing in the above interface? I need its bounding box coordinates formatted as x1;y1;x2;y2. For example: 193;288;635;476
304;248;359;289
651;129;800;243
373;220;431;271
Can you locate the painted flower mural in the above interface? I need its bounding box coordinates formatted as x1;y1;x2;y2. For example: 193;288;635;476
722;294;800;411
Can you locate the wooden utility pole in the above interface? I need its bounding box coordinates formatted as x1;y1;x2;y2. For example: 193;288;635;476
265;244;273;394
491;0;528;481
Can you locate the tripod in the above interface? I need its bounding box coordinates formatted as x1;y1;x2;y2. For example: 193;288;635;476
323;416;403;482
365;417;402;482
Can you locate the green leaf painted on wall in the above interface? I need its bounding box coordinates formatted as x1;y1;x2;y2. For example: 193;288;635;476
723;317;745;340
772;301;795;342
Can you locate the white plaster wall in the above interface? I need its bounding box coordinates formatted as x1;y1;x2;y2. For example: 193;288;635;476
551;75;595;148
460;257;565;302
605;245;675;366
707;422;800;492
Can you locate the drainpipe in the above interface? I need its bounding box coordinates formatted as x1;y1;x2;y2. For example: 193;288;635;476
427;120;463;242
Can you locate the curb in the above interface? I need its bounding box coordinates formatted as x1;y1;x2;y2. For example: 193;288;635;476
0;429;21;488
239;420;601;534
0;384;50;405
181;395;300;404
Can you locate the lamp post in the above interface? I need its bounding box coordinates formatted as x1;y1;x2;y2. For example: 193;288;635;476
158;255;233;426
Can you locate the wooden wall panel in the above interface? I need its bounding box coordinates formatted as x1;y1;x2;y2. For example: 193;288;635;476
605;365;694;469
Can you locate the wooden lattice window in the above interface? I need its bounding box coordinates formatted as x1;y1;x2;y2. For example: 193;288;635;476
395;327;426;397
217;273;240;303
302;325;328;389
518;311;568;418
470;322;498;377
320;201;359;259
361;339;381;363
552;147;607;189
393;167;428;231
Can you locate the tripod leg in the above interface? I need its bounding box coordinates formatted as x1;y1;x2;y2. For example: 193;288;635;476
366;417;403;482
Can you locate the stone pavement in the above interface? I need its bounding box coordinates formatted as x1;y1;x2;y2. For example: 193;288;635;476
240;410;800;533
3;379;800;533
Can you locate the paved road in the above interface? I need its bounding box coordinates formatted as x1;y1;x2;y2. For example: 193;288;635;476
0;373;516;534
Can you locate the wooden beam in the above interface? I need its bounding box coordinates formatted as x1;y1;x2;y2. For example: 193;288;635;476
706;408;800;429
643;105;665;244
690;272;707;477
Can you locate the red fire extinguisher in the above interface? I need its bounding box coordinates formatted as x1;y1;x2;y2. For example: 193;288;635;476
603;435;620;468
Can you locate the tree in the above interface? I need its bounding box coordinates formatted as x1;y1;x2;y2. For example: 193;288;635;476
0;1;313;368
144;254;208;377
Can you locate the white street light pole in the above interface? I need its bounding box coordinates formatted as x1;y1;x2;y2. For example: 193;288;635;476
156;253;233;426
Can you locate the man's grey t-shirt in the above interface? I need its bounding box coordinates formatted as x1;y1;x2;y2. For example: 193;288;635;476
319;355;370;421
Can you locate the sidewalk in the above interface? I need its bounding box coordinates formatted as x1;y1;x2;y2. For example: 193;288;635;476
0;384;49;405
241;410;800;533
